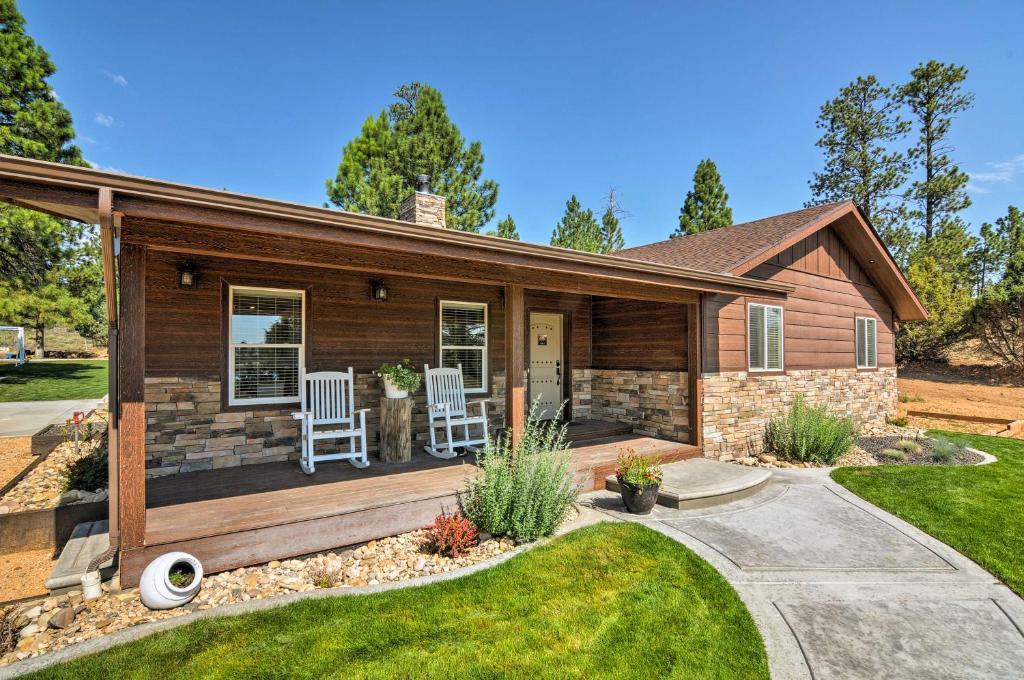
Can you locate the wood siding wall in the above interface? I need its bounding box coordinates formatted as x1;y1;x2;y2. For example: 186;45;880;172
591;297;688;371
702;226;896;373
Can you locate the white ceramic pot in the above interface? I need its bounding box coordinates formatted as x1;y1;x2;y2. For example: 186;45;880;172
139;551;203;610
80;570;102;600
382;375;409;399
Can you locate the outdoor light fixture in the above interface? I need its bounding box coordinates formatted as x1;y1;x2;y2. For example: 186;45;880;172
177;262;199;289
371;279;389;301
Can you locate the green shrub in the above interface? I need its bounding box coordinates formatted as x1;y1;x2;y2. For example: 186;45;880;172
878;448;907;462
895;439;923;455
375;359;422;393
763;395;857;465
60;440;108;492
462;403;581;542
886;415;910;427
930;436;963;463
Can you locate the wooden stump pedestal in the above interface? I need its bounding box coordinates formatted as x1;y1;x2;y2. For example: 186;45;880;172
379;397;413;463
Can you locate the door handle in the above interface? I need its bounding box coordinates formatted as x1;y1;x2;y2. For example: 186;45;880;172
555;360;561;386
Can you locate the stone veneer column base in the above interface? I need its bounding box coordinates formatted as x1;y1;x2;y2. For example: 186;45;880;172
700;367;898;459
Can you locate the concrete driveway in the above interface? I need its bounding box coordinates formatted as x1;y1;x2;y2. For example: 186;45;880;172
584;468;1024;680
0;398;104;437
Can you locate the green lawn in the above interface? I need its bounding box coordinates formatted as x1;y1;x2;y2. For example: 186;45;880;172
0;360;108;401
833;432;1024;596
28;523;768;679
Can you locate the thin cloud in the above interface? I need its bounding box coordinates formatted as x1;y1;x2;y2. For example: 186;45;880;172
969;153;1024;185
78;135;97;145
86;159;126;174
103;70;128;86
94;113;114;127
966;183;991;195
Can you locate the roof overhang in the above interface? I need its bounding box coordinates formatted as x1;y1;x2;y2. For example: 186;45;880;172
0;154;792;301
729;201;928;321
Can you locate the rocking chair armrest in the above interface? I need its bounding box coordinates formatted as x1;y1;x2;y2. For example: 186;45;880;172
467;398;489;413
429;402;453;413
353;408;371;414
292;410;311;421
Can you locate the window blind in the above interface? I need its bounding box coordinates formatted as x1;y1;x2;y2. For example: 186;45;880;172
439;302;487;391
230;288;304;404
857;317;877;369
749;303;783;371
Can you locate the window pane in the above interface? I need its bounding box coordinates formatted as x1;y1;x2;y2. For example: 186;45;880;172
856;318;867;367
866;319;877;368
766;306;783;370
441;305;486;347
232;290;303;345
234;347;300;401
442;348;484;389
748;306;765;370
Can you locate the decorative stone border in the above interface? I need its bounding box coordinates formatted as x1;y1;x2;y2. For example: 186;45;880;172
967;447;997;466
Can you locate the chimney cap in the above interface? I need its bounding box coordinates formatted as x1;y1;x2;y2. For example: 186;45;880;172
415;174;430;193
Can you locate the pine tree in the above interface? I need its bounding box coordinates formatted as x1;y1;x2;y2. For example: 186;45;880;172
898;61;974;242
0;0;83;164
326;83;498;233
673;159;732;237
550;195;602;252
807;75;910;241
489;214;519;240
599;189;625;253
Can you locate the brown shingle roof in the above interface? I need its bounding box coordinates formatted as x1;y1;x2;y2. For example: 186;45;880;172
614;202;851;273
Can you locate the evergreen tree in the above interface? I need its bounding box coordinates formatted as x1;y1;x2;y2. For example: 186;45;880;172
0;0;83;164
326;82;498;233
807;75;910;241
898;61;974;241
488;214;519;240
599;189;625;253
673;159;732;237
550;195;602;252
897;254;973;362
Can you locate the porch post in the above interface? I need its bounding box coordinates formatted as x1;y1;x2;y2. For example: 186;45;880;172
504;284;525;447
118;243;147;553
687;296;704;449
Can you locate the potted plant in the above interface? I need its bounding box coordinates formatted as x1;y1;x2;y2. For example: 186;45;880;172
615;450;663;514
376;359;422;399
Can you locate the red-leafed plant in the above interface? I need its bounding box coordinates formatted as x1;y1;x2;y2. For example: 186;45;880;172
426;512;479;558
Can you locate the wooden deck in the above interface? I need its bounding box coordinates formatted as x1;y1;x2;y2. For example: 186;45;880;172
122;421;698;585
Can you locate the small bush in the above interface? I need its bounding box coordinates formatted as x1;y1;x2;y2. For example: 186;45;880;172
375;359;422;393
886;415;910;427
0;607;16;656
895;439;923;455
615;450;663;486
425;512;479;558
878;448;907;462
763;396;857;465
462;402;581;542
307;565;342;589
168;563;195;588
60;441;108;493
930;436;963;464
899;394;924;403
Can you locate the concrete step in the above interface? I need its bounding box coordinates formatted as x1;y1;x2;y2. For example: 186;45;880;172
45;520;114;594
606;458;772;510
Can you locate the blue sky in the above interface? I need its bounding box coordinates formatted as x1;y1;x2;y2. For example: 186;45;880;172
23;0;1024;246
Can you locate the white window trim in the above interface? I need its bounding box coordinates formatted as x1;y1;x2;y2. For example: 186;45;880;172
856;316;878;369
747;302;785;372
228;285;306;406
438;300;488;394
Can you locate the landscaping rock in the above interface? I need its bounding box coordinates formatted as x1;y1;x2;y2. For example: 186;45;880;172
47;608;75;629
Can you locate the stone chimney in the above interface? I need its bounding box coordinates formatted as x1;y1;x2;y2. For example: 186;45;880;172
399;174;446;228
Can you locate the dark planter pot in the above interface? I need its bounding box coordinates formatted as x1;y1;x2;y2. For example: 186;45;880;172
617;478;660;514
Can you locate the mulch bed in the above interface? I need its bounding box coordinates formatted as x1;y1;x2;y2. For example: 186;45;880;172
856;435;983;466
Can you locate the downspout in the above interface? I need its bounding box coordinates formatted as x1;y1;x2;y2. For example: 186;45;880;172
93;188;120;570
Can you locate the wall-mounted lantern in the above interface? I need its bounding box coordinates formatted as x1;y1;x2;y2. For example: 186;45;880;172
371;279;389;301
177;262;199;289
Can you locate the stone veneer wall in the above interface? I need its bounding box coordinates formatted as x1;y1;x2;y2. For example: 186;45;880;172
701;367;898;459
577;369;690;441
145;371;507;477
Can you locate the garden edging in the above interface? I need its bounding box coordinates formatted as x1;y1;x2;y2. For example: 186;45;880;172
967;446;997;466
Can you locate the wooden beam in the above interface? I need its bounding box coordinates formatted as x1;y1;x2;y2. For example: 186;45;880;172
98;189;120;542
117;243;146;551
687;298;704;450
504;284;526;447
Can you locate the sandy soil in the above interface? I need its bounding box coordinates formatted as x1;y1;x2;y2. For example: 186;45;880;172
0;548;54;603
898;361;1024;437
0;437;33;490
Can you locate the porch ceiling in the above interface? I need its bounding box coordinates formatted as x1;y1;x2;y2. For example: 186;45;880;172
0;154;792;301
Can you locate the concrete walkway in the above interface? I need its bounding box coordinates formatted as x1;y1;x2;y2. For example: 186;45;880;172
583;467;1024;679
0;398;104;437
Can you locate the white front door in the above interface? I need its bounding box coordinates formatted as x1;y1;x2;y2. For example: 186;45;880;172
529;312;563;421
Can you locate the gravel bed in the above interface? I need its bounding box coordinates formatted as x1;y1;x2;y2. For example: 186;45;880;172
855;435;983;466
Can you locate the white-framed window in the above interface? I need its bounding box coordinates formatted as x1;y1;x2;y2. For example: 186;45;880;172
748;303;784;372
856;316;878;369
228;286;305;406
439;300;488;393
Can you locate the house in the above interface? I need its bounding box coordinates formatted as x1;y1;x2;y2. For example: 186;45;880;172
0;154;926;586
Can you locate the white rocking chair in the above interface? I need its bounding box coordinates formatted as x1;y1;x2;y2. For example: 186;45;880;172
424;364;489;459
292;369;369;474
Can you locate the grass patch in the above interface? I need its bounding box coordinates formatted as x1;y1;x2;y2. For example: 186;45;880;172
0;360;108;402
25;523;768;679
833;432;1024;596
